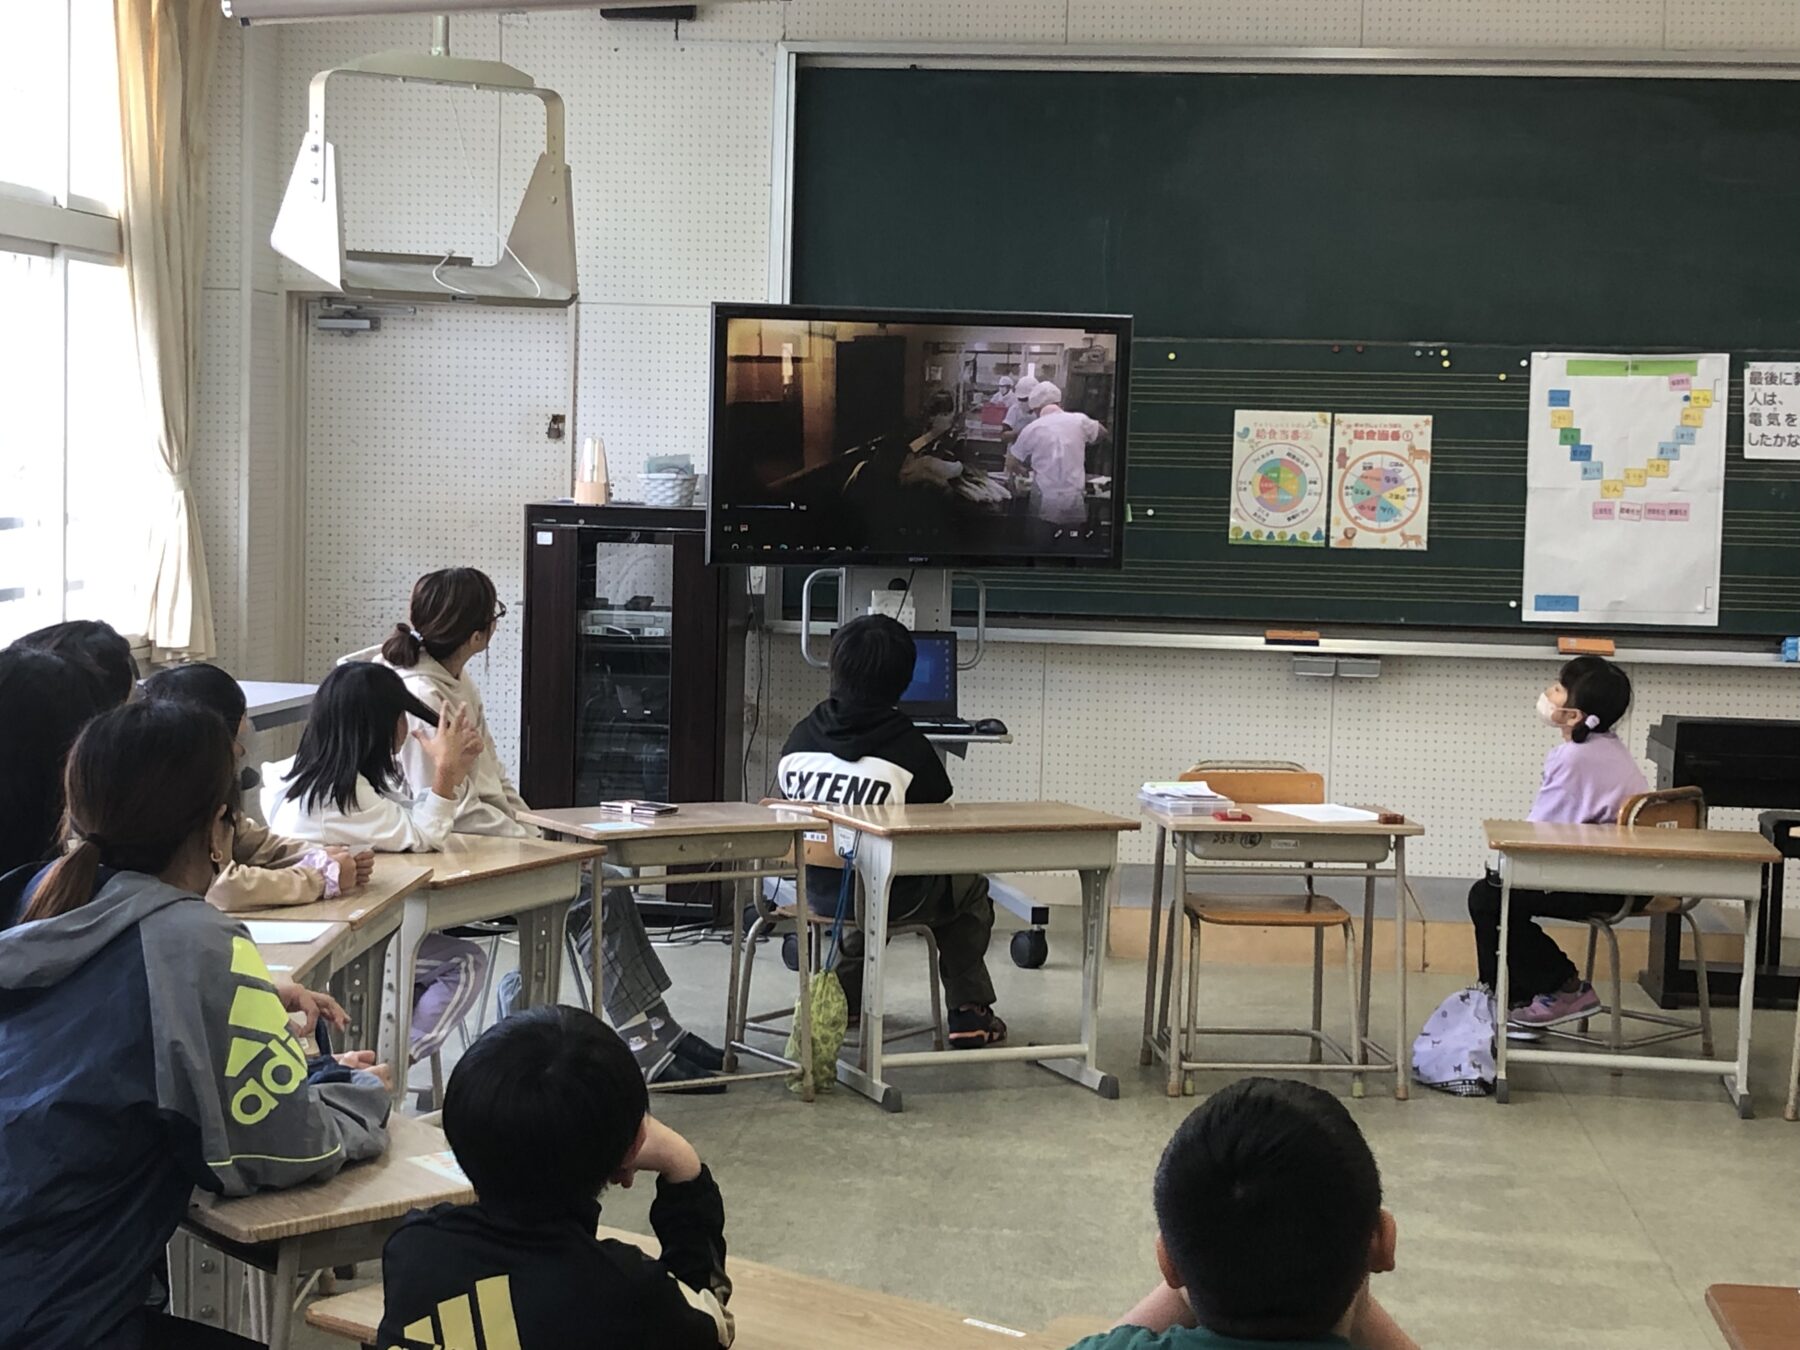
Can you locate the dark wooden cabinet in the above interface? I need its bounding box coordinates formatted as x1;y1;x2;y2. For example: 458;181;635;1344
519;503;745;816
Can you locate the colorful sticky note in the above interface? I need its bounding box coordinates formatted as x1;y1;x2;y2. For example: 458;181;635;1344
1646;457;1671;477
1600;479;1625;499
1549;409;1575;429
1656;442;1680;459
1690;388;1714;408
1580;462;1605;480
1548;389;1572;408
1535;594;1581;612
1624;467;1648;487
1669;374;1692;391
1664;501;1692;522
1681;407;1705;427
1592;501;1616;520
1676;426;1697;445
1559;427;1581;445
1619;502;1645;521
1569;444;1593;462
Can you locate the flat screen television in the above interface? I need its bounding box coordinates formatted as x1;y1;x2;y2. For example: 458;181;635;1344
707;303;1131;568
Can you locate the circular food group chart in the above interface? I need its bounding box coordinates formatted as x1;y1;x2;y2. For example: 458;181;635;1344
1338;448;1424;535
1232;441;1327;541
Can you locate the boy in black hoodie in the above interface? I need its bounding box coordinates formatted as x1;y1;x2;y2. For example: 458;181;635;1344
379;1007;734;1349
778;614;1004;1048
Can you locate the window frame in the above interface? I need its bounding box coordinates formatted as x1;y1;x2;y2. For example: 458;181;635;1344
0;0;133;645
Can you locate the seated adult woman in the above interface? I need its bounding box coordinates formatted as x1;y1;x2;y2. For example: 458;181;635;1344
0;700;391;1349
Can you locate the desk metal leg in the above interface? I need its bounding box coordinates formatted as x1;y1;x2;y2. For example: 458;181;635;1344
792;829;816;1102
255;1243;300;1350
1393;838;1410;1101
836;838;902;1112
516;901;569;1013
1166;843;1189;1097
1359;864;1376;1055
1141;826;1166;1065
1495;866;1514;1105
334;940;387;1054
1036;865;1121;1100
1728;891;1760;1119
382;898;429;1104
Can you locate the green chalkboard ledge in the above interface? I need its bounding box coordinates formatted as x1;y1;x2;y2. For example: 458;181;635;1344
764;616;1800;670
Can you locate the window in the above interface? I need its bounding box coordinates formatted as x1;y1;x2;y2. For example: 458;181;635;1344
0;0;141;645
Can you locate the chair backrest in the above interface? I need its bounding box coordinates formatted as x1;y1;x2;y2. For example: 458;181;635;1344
1182;763;1324;806
1618;786;1707;831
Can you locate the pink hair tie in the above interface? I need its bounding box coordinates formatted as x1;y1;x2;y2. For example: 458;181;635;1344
1585;714;1600;729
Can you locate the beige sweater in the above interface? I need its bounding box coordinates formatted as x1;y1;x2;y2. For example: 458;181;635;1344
207;816;329;913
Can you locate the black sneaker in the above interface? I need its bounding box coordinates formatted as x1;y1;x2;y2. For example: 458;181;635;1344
649;1053;728;1094
947;1005;1007;1050
672;1033;726;1073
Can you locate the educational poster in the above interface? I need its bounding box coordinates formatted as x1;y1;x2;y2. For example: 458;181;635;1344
1228;410;1330;546
1521;352;1728;627
1328;414;1432;549
1744;363;1800;460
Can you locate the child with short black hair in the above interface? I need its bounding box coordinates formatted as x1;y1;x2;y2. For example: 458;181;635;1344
1072;1077;1414;1350
379;1006;734;1350
777;614;1004;1048
12;617;139;708
1467;655;1647;1029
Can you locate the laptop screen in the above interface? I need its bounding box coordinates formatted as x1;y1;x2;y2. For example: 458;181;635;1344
897;631;957;719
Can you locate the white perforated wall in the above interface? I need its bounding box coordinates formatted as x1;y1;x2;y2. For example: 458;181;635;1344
1363;0;1667;47
211;1;1800;861
302;305;572;768
1068;1;1361;45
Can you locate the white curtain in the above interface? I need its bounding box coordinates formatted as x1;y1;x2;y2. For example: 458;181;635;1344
114;0;219;661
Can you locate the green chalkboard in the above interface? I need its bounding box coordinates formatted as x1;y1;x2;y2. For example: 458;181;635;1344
790;67;1800;635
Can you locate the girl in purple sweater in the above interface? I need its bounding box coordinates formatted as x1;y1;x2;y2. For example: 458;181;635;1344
1468;656;1647;1028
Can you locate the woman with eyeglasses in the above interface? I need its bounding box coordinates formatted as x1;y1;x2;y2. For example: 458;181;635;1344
363;567;729;1091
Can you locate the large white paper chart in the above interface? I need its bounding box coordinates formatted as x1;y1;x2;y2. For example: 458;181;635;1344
1229;410;1330;546
1522;353;1727;627
1329;414;1432;549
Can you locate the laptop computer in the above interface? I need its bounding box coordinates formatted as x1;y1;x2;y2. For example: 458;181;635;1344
897;631;959;723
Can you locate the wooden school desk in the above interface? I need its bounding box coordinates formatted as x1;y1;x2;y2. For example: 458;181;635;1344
1140;805;1423;1101
238;680;315;732
305;1224;1089;1350
519;803;823;1098
1486;820;1781;1113
252;920;347;987
173;1114;472;1350
1706;1283;1800;1350
234;859;433;1053
805;801;1138;1112
381;835;606;1097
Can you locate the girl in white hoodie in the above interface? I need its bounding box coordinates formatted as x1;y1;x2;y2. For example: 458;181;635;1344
263;661;489;1064
373;568;725;1089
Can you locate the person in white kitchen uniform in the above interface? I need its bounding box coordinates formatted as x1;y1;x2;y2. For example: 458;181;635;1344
1007;380;1105;529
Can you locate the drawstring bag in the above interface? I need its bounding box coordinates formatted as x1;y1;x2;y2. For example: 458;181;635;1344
1411;986;1497;1097
786;844;856;1094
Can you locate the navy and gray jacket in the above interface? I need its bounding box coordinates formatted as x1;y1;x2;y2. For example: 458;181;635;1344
0;865;390;1349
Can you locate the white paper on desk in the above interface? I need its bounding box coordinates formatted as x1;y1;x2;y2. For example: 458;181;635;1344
410;1150;470;1185
244;920;335;944
577;820;651;833
1262;804;1381;823
1141;780;1223;798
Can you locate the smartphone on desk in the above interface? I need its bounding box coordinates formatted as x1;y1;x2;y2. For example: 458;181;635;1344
599;799;679;816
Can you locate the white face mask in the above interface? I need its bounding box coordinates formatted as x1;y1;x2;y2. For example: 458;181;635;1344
1536;691;1561;725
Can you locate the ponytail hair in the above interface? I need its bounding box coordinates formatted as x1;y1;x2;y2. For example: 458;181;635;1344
22;702;234;923
1560;656;1632;745
381;568;500;668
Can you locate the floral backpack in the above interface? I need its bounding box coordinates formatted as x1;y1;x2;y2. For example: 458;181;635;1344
1411;986;1497;1097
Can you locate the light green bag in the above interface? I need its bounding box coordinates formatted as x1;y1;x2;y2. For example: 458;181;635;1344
786;844;856;1093
785;968;848;1094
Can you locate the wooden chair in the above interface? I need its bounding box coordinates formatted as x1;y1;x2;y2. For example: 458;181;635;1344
1552;786;1716;1056
730;808;946;1074
1159;761;1363;1094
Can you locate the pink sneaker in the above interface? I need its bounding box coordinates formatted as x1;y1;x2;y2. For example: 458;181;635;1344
1509;982;1601;1028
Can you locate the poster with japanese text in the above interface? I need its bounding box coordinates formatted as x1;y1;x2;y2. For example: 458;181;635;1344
1521;352;1727;627
1328;414;1432;549
1744;363;1800;460
1229;410;1330;546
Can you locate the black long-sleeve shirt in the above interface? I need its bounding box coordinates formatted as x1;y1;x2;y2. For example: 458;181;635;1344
378;1167;733;1349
